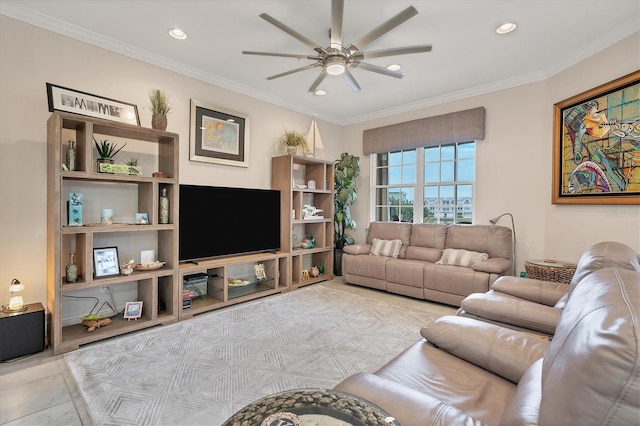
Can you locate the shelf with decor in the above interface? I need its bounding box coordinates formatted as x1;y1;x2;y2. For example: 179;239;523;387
178;251;288;320
47;111;179;355
271;155;334;289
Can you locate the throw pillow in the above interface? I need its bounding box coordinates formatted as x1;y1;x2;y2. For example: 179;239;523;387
436;248;489;267
370;238;403;258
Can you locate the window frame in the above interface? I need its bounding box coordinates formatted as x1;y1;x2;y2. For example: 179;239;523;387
370;142;476;224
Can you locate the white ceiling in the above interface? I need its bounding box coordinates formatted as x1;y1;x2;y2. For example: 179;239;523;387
1;0;639;125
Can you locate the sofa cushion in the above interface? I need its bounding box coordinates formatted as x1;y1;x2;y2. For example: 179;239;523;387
540;267;640;425
437;248;489;267
555;241;640;308
409;223;447;249
366;222;412;258
421;315;549;383
370;238;402;258
375;340;516;425
445;224;512;260
500;359;542;426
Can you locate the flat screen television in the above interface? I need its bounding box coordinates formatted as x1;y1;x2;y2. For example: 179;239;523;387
179;184;281;262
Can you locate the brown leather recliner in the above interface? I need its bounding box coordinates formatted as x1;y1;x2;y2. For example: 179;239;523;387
334;264;640;425
456;241;640;335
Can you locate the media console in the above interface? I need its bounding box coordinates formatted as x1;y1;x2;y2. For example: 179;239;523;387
178;251;289;320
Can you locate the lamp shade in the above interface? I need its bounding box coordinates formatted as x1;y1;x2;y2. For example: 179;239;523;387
7;278;25;312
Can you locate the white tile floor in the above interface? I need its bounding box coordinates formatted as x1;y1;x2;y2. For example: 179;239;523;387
0;280;456;426
0;350;92;425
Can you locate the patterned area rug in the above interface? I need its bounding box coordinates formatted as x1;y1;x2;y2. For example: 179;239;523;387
65;284;446;425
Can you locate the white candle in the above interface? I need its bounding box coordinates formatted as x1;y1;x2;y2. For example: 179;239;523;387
101;208;113;225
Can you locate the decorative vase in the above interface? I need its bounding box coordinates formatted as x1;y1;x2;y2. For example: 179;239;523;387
334;249;344;276
66;140;76;171
66;253;78;283
159;187;170;224
286;145;297;155
152;113;167;131
319;261;325;275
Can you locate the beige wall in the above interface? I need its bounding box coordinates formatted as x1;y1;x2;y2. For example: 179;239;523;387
346;32;640;269
0;15;638;309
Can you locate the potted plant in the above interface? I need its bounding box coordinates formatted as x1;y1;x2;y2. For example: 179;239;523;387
94;136;126;172
279;129;307;154
334;152;360;275
125;157;142;176
149;89;172;130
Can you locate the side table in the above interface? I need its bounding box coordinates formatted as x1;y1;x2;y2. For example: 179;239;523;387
0;302;45;361
524;259;577;284
223;388;399;426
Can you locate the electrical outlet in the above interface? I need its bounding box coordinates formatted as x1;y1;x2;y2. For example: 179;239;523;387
100;286;108;292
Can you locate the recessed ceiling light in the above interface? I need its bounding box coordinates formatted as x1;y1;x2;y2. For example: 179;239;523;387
169;28;188;40
386;64;402;71
314;89;327;96
496;22;517;35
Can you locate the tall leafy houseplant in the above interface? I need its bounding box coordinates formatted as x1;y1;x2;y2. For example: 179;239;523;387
334;152;360;275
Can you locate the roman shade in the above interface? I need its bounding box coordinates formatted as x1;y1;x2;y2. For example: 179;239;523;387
362;107;485;154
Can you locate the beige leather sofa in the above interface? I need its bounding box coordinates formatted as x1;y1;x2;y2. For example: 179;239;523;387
342;221;512;306
457;241;640;336
335;243;640;425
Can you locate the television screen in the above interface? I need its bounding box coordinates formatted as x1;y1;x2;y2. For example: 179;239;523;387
179;185;281;262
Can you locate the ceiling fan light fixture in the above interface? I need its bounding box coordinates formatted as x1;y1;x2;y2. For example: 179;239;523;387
496;22;517;34
386;64;402;71
168;28;188;40
325;56;346;75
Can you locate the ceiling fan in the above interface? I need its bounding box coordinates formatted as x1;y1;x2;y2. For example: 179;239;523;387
242;0;432;92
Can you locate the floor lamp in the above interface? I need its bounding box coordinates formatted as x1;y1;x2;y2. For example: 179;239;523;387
489;213;516;276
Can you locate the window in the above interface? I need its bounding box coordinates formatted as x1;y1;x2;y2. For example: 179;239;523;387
373;142;475;224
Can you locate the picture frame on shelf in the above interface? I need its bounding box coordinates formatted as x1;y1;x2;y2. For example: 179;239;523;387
46;83;140;126
93;246;120;278
124;301;143;320
135;213;149;225
552;71;640;205
254;263;266;281
189;99;249;167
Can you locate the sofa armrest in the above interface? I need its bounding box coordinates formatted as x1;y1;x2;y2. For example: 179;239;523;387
420;316;549;383
473;257;511;274
334;372;485;426
343;244;371;255
460;292;561;335
492;276;568;306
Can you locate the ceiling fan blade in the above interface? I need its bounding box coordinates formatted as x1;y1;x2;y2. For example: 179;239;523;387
308;70;328;93
242;51;320;60
330;0;344;50
266;63;321;80
259;13;323;52
343;69;361;92
347;6;419;53
352;61;405;78
353;44;432;60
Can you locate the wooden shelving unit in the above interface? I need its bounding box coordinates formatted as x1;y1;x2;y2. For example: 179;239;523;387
178;251;289;320
46;111;179;355
271;155;334;289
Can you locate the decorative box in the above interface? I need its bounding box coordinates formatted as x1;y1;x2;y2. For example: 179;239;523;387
68;192;83;226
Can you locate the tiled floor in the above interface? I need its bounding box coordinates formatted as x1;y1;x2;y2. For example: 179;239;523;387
0;350;92;425
0;280;455;426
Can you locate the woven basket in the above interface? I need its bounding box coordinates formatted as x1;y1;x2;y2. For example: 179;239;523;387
525;260;576;284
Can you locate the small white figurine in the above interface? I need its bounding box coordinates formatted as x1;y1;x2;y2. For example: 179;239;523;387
303;204;323;219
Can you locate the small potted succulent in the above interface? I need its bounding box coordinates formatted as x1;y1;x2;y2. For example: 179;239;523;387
94;136;126;172
125;157;142;176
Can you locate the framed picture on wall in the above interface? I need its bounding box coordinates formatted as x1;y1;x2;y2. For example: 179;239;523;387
189;99;249;167
46;83;140;126
552;71;640;205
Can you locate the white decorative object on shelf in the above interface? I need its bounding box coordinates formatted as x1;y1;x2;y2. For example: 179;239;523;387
303;204;323;219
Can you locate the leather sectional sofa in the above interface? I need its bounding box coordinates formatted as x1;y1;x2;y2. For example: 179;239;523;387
457;241;640;336
342;221;513;306
334;242;640;425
